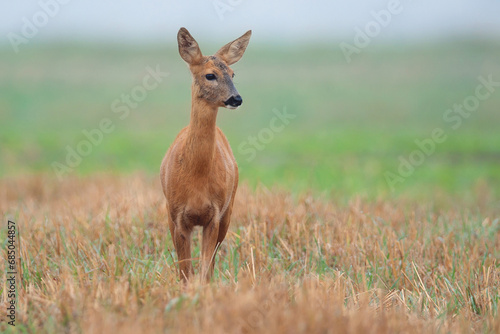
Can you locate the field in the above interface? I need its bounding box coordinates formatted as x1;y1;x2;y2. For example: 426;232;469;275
1;175;499;333
1;40;500;333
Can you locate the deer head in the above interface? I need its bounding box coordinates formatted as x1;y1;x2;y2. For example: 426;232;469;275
177;27;252;109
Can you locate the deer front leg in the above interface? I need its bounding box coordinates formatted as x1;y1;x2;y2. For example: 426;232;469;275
173;218;194;282
201;208;220;282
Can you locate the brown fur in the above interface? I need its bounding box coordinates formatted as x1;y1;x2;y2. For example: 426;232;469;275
160;28;251;281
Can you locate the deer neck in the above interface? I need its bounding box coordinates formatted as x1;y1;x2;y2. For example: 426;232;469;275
185;92;218;176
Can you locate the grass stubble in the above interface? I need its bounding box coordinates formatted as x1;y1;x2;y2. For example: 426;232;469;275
0;174;499;333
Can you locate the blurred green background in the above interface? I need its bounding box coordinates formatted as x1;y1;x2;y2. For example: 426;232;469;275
1;40;499;198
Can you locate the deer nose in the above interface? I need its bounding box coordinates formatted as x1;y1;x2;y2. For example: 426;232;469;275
225;95;243;107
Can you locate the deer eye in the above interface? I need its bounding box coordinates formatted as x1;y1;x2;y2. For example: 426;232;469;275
205;74;216;81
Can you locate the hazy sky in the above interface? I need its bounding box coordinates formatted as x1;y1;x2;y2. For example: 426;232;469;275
2;0;500;46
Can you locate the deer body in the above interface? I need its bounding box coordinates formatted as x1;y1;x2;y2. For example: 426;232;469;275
160;28;251;281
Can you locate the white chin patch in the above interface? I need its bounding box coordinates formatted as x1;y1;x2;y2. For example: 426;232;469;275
225;105;240;110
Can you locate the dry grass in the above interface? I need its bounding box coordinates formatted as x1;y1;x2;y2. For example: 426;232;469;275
0;174;499;333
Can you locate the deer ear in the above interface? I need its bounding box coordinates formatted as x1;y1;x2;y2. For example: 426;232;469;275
215;30;252;65
177;27;202;65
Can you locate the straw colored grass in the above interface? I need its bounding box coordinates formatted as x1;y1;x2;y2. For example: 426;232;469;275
1;174;499;333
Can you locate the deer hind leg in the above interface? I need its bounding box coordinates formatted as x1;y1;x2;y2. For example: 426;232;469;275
201;207;221;282
217;199;234;245
173;215;194;282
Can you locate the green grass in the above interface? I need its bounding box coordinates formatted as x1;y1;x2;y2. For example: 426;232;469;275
1;40;500;199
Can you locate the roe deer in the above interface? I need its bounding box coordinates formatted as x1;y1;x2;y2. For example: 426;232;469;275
160;27;251;281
